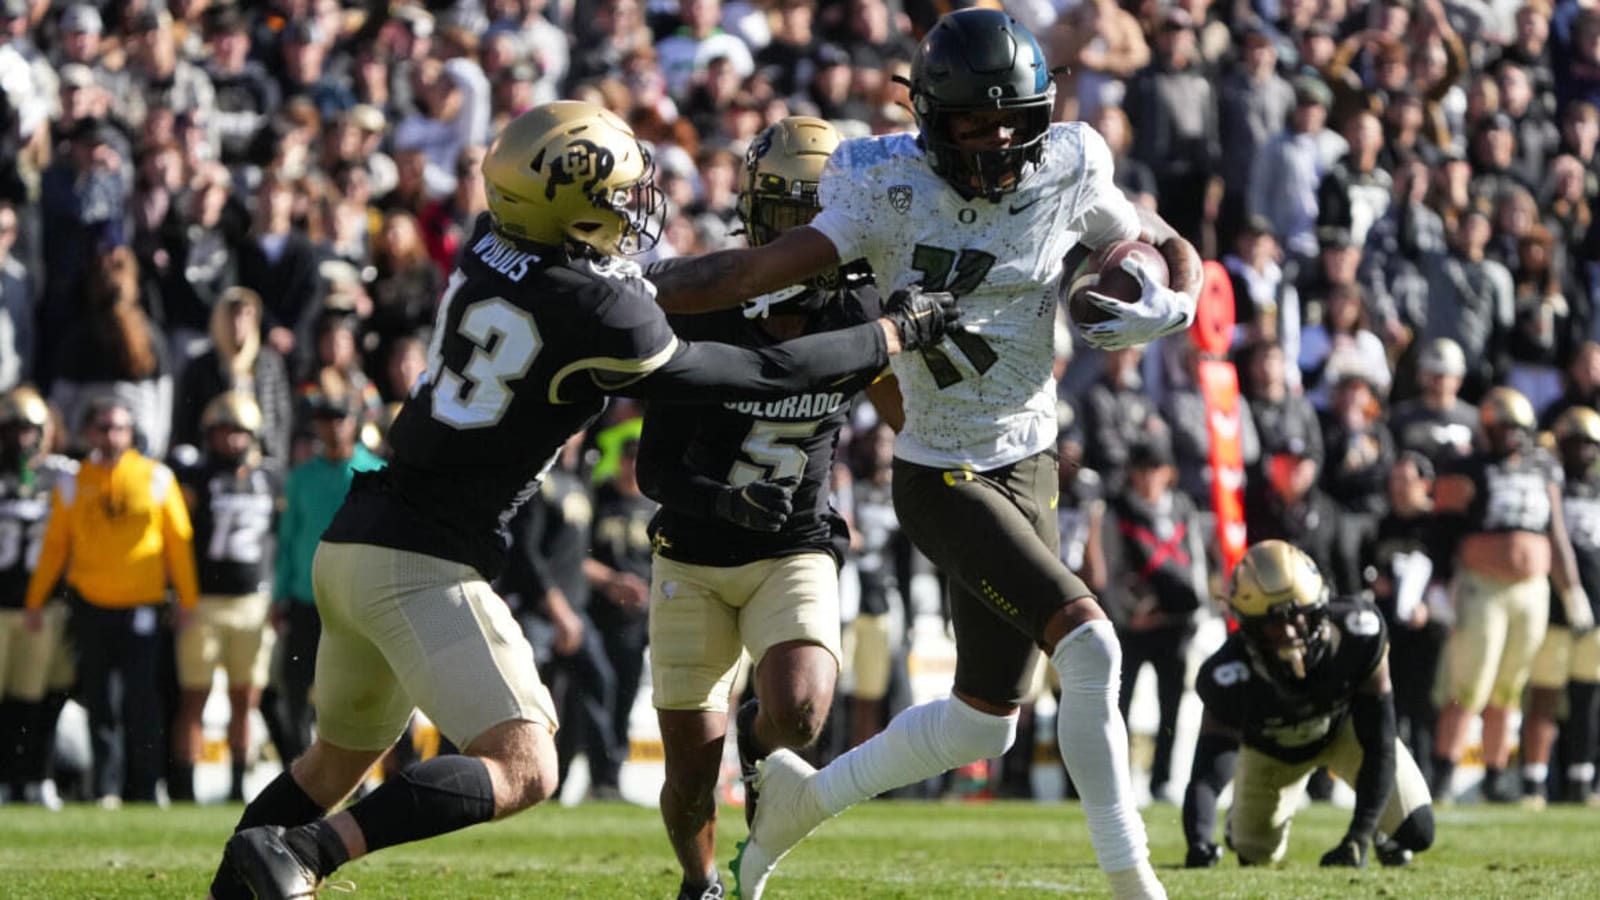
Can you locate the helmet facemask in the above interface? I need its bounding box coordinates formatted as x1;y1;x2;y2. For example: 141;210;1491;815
920;99;1053;202
568;146;665;257
1241;601;1331;684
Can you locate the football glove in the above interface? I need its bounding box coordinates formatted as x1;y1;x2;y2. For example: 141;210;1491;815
1079;255;1196;350
714;479;798;533
885;285;960;352
1185;841;1223;869
1319;836;1368;868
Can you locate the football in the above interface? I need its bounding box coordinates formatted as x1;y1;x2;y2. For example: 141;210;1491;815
1065;240;1169;327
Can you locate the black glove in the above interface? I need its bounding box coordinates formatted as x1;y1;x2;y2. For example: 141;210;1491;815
1319;836;1368;868
1185;842;1223;869
713;479;797;532
884;285;960;352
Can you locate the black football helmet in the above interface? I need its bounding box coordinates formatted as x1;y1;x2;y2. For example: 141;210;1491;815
908;8;1055;202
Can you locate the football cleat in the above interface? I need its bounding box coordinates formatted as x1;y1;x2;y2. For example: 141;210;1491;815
1376;838;1413;867
222;826;320;900
735;699;763;827
676;874;726;900
732;749;828;900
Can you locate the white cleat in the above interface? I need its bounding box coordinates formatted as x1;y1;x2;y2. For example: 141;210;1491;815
731;749;829;899
1107;861;1168;900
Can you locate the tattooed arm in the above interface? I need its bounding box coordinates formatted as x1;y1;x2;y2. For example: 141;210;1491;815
648;226;842;314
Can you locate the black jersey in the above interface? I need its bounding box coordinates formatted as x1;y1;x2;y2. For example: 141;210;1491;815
181;460;278;596
324;216;890;581
1389;398;1479;465
1561;468;1600;627
0;461;69;610
1197;597;1388;763
640;286;882;567
1446;448;1562;535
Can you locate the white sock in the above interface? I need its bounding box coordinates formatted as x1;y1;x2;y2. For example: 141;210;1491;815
1569;762;1596;783
813;695;1016;817
1524;763;1549;784
1053;619;1150;874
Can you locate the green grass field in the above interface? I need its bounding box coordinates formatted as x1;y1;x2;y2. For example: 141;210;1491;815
2;799;1595;898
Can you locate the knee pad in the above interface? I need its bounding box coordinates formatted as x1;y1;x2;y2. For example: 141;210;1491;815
1393;806;1435;853
943;696;1019;761
1053;619;1120;698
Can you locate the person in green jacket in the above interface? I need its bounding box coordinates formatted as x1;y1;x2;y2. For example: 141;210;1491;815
270;388;385;763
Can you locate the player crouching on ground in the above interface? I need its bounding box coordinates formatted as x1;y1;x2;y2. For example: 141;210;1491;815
1182;540;1434;869
639;116;895;900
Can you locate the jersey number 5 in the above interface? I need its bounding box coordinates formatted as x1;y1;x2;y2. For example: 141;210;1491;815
911;245;998;389
425;271;543;429
729;421;817;486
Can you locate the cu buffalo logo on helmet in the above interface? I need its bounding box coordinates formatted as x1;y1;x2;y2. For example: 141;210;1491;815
888;184;912;214
542;138;616;200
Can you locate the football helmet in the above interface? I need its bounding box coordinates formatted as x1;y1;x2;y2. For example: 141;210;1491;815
0;386;49;429
201;393;263;438
1228;540;1331;684
1480;386;1535;458
481;100;665;256
1553;405;1600;476
739;116;842;316
907;8;1055;202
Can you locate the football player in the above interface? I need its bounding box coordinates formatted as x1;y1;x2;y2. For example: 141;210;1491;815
1182;540;1435;869
208;100;957;899
1430;387;1589;802
1520;407;1600;806
636;116;891;900
646;10;1199;900
0;387;73;809
171;394;279;804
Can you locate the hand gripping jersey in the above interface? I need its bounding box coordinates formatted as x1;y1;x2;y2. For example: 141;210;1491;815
808;123;1141;470
0;457;75;609
324;215;683;580
643;282;882;567
180;460;278;596
1197;597;1388;763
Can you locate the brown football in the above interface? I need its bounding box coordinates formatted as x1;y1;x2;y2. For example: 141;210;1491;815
1065;240;1169;327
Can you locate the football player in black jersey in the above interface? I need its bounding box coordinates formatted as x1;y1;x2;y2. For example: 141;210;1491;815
637;116;895;900
1182;540;1434;869
172;394;279;804
210;101;958;900
1521;407;1600;806
0;386;73;810
1429;387;1588;802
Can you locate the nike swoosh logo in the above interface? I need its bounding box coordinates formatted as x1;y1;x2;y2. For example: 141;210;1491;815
1009;197;1041;215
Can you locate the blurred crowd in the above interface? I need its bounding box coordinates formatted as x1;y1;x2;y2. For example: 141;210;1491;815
2;0;1600;812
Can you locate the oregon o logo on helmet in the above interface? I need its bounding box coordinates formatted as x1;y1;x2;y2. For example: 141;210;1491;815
987;85;1004;99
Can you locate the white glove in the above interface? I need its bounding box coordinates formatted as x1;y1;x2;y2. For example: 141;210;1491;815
1079;255;1198;350
1566;586;1595;633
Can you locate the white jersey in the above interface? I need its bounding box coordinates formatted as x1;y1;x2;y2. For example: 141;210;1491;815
810;122;1140;470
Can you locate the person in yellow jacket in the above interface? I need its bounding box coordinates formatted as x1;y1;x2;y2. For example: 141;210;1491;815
24;396;199;806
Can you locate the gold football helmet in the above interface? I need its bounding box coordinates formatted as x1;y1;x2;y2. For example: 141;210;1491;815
738;116;840;248
1228;540;1331;682
0;386;50;429
1553;406;1600;445
201;393;263;438
481;100;664;256
1480;386;1536;431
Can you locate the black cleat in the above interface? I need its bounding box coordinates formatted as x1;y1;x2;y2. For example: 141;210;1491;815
735;699;764;828
676;874;725;899
222;826;320;899
1376;838;1413;867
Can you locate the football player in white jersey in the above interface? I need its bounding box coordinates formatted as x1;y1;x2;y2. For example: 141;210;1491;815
650;10;1198;900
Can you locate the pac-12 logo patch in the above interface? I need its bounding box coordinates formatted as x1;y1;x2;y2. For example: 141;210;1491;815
888;184;912;214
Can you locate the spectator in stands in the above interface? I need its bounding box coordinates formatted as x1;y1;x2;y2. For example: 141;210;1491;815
1081;346;1164;495
1420;208;1515;399
1244;436;1345;588
239;175;322;373
1217;26;1293;248
49;245;174;459
1391;338;1481;464
1049;0;1148;124
122;8;214;138
1090;105;1157;212
1125;7;1220;250
1317;108;1392;250
1300;283;1392;408
657;0;754;102
1241;338;1322;473
206;10;281;169
24;396;198;806
1543;341;1600;429
171;287;294;468
1249;76;1347;268
0;200;33;392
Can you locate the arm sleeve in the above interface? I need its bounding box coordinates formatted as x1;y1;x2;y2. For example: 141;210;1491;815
1182;730;1240;848
158;466;200;609
24;488;71;611
617;322;888;402
1346;690;1398;844
635;405;727;520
